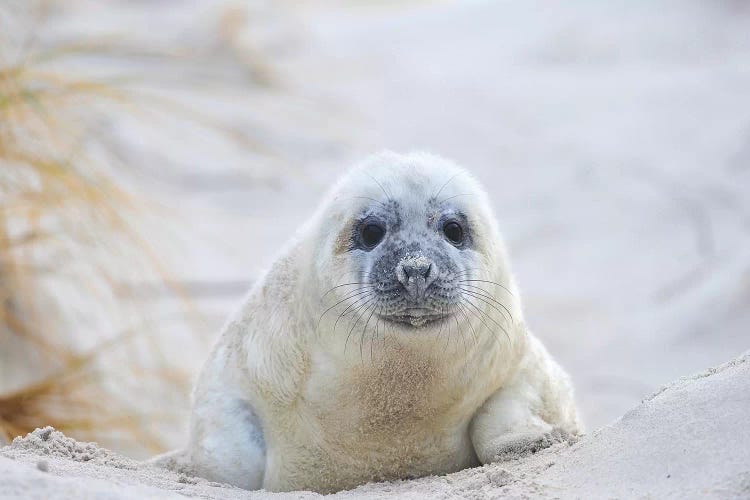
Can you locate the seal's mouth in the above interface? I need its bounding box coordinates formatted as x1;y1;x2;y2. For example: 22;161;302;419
378;308;450;328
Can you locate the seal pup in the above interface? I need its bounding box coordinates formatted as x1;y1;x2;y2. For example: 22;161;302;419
154;152;581;493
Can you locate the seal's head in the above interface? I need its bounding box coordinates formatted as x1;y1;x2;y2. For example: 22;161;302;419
315;152;517;338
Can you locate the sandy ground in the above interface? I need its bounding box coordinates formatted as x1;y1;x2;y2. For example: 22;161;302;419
2;351;748;499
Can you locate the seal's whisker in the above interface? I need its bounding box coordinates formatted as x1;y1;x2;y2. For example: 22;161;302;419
333;292;376;335
342;297;377;352
471;298;512;346
339;292;376;318
449;268;483;280
461;293;507;330
333;286;374;303
438;193;472;205
454;312;468;355
380;307;390;350
459;279;514;296
317;288;374;333
461;296;511;346
456;282;493;294
319;287;373;325
344;297;376;353
334;270;375;281
459;286;513;322
433;172;461;201
321;282;373;299
345;196;389;210
456;303;480;348
364;173;394;202
370;306;384;363
459;298;504;348
358;301;379;364
444;308;453;353
433;305;446;352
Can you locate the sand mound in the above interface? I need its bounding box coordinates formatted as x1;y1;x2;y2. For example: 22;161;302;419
1;352;748;499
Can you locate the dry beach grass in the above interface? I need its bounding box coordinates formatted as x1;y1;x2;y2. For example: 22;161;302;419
0;17;187;451
0;0;277;452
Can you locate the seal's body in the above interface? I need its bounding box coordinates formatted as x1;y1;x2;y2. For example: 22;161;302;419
156;152;581;493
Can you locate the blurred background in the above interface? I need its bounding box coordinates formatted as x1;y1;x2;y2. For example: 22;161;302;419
1;0;749;458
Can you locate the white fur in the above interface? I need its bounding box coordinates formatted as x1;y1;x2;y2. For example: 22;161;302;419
153;152;582;493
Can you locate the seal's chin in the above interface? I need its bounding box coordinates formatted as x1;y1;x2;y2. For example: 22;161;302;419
379;308;450;328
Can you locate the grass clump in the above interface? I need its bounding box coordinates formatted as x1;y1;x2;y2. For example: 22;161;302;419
0;2;196;454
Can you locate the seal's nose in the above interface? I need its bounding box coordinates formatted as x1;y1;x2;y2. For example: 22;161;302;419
396;256;437;300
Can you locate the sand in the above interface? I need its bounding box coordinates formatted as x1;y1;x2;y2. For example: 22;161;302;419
2;351;748;499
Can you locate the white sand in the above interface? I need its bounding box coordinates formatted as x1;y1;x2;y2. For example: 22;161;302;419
2;351;748;499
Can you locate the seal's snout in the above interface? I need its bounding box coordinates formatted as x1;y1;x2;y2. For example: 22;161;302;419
396;255;437;300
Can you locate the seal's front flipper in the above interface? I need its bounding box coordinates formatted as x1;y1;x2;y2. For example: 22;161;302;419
470;334;581;464
149;448;193;475
188;397;266;489
151;394;266;490
479;428;574;462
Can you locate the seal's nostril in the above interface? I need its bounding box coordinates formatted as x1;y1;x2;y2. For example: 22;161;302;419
400;259;432;280
396;257;437;300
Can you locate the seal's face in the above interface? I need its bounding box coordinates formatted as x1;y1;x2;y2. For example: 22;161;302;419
349;197;473;328
323;153;507;335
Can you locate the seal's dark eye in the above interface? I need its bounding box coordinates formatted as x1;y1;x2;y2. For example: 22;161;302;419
361;223;385;249
442;221;464;245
